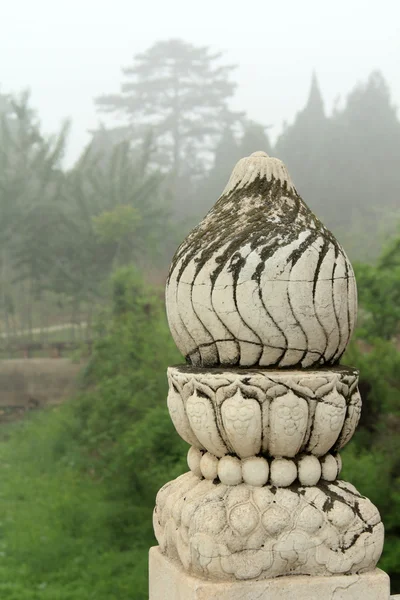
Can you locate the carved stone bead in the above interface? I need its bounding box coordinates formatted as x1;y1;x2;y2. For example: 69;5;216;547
321;454;339;481
187;446;203;478
188;448;342;487
242;457;269;487
218;456;242;485
297;455;322;486
166;152;357;369
270;458;297;487
200;452;219;480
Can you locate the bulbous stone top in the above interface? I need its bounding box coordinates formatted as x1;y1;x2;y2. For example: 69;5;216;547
166;151;357;369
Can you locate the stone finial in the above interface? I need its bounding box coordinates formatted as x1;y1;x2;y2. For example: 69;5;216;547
152;151;389;600
166;151;357;369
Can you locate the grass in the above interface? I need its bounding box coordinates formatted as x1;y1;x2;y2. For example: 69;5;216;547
0;403;150;600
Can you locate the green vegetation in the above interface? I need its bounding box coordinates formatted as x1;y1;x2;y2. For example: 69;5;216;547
0;37;399;597
0;246;397;597
0;268;185;599
0;408;150;600
341;238;400;581
1;44;400;340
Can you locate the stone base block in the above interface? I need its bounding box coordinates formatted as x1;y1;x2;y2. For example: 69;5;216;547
149;546;391;600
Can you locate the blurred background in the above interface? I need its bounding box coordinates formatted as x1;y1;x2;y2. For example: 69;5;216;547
0;1;398;598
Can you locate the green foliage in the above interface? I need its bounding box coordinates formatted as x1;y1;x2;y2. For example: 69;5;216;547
0;267;186;598
1;52;400;597
354;263;400;340
70;266;186;546
0;241;399;594
49;140;172;303
0;406;154;599
341;233;400;586
354;232;400;340
92;205;141;244
0;93;177;340
0;91;69;335
342;339;400;580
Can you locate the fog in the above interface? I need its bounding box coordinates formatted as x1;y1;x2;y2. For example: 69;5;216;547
1;0;399;164
0;3;399;598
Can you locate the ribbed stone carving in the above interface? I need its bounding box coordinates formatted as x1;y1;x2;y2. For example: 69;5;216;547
166;151;357;369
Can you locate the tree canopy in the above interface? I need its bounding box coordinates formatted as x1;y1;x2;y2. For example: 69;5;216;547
95;39;243;185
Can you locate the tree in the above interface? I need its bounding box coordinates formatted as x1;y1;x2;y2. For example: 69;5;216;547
94;39;242;188
274;71;400;260
47;139;174;310
0;90;69;336
195;125;241;213
331;71;400;251
275;72;327;155
240;119;272;157
275;72;329;200
354;228;400;340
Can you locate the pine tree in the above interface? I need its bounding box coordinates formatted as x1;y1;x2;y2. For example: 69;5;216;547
274;72;330;228
328;71;400;257
94;39;242;184
274;71;400;260
275;72;328;176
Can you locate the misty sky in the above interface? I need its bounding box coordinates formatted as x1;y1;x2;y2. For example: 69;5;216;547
1;0;399;166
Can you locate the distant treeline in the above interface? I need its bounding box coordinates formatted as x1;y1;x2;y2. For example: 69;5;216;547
0;39;399;335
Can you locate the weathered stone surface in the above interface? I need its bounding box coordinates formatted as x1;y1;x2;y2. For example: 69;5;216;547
149;547;391;600
168;366;361;458
154;472;384;580
166;152;357;369
150;151;390;597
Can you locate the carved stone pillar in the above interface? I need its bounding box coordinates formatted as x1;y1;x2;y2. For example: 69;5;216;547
149;152;392;599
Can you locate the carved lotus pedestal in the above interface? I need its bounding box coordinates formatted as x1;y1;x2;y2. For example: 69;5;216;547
150;367;388;598
149;152;392;599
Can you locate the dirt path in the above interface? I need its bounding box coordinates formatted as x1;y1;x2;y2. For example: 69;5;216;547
0;322;88;339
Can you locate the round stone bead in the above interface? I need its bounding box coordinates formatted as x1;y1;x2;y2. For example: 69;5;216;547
270;458;297;487
218;456;242;486
321;454;339;481
242;457;269;486
187;446;203;478
298;455;322;486
200;452;219;480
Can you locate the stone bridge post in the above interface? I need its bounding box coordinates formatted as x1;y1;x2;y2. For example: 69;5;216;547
150;151;394;599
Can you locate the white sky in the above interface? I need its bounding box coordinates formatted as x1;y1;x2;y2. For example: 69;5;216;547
0;0;399;166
